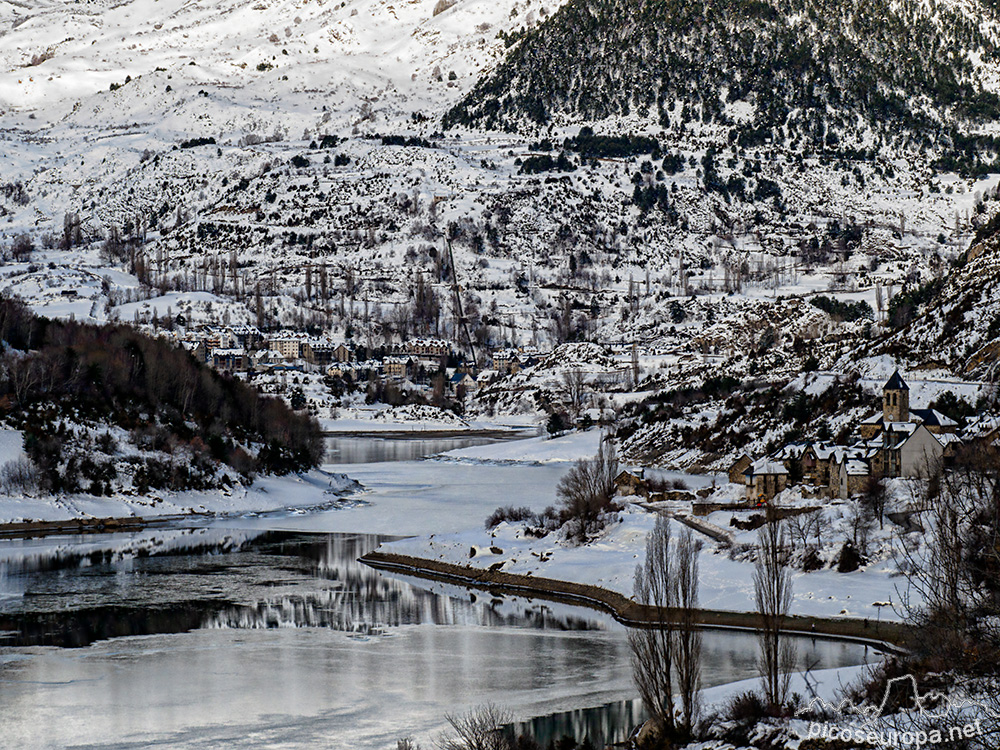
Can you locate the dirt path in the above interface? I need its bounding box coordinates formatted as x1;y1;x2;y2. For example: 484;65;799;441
361;550;911;653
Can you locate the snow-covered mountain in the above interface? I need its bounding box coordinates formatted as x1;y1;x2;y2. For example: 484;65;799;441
0;0;998;415
0;0;558;125
446;0;1000;150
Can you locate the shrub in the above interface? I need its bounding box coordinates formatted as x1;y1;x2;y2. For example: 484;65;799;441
0;456;40;494
836;542;864;572
179;136;216;149
96;432;118;454
723;691;768;725
485;505;536;529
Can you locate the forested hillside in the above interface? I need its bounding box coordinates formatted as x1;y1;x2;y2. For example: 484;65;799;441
0;296;322;496
446;0;1000;173
874;211;1000;378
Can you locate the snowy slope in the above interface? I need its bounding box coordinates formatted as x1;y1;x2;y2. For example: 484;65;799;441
0;0;561;127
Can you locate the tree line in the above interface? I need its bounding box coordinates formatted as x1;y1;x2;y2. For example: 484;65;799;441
0;294;322;494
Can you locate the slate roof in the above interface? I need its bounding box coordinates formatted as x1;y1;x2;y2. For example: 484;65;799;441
884;370;909;391
845;459;871;476
909;408;957;428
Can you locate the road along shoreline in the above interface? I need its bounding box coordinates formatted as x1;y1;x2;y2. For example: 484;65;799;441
361;550;910;654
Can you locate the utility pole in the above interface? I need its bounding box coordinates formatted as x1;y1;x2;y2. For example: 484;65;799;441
446;239;478;368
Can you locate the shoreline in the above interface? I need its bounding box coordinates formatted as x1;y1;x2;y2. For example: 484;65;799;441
361;550;911;654
0;513;203;539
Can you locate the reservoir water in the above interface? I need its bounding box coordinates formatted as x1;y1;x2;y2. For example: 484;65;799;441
0;435;876;749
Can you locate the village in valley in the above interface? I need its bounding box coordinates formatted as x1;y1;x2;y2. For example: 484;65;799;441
3;0;1000;746
169;320;558;415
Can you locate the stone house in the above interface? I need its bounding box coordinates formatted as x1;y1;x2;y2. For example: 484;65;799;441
962;415;1000;449
302;341;335;366
491;349;522;375
382;356;412;380
728;454;752;484
614;469;648;497
800;442;837;487
833;456;872;499
406;338;451;358
450;372;478;394
881;422;945;479
333;343;352;363
745;459;788;502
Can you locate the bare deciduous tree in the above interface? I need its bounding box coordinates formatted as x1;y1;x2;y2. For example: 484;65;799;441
846;498;876;556
555;437;618;541
629;514;677;735
786;509;832;574
755;518;795;709
861;476;888;530
11;233;33;261
673;526;702;733
0;456;40;494
61;211;82;250
435;703;513;750
560;368;587;418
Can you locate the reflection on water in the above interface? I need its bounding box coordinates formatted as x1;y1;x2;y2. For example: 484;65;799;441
514;626;881;747
514;699;646;748
325;434;502;463
0;530;605;647
0;528;877;749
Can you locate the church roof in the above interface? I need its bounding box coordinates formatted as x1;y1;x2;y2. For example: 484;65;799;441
884;370;909;391
909;408;957;427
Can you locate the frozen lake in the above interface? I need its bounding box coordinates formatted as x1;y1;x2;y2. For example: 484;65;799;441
323;433;511;464
0;436;877;748
0;529;875;749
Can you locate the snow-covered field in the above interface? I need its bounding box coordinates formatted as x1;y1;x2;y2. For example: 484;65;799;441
322;431;916;624
383;504;912;623
441;428;604;463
